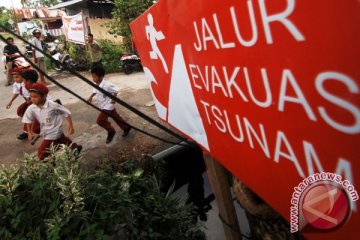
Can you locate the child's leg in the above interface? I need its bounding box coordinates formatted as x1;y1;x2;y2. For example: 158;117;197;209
55;134;81;152
38;135;81;160
38;139;54;160
5;61;13;86
17;102;31;139
109;109;131;131
16;123;28;140
17;102;30;117
96;111;115;133
32;119;41;134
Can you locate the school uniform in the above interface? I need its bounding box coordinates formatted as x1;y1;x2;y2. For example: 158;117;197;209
11;82;40;134
22;100;79;160
14;82;41;134
93;80;131;134
13;82;30;116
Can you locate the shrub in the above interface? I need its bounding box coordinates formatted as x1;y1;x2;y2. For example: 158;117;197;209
109;0;154;40
98;39;126;73
65;40;126;73
0;146;205;239
44;56;53;71
68;42;91;71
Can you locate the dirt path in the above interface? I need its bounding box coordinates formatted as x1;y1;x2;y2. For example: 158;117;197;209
0;70;177;165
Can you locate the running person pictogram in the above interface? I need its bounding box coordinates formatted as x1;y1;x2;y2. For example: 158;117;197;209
145;13;168;73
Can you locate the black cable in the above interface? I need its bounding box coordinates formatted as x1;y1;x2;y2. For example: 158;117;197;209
0;25;191;145
0;33;180;145
0;31;191;147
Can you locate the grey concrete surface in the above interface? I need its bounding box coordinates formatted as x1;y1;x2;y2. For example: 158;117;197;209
173;173;251;240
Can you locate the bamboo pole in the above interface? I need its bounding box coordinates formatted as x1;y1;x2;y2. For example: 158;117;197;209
204;154;242;240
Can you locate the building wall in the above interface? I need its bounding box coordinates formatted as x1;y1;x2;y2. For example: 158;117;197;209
88;3;113;18
65;7;84;17
46;20;63;29
87;18;124;44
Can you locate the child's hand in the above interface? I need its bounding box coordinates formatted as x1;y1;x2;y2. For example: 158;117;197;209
6;102;12;109
28;132;33;141
68;126;74;135
110;93;117;104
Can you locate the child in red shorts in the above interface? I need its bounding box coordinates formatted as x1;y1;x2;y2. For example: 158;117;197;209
5;68;39;140
87;66;131;144
22;83;82;160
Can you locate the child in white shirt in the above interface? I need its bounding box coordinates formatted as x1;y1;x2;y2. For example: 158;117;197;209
6;68;32;140
87;66;131;144
23;83;82;160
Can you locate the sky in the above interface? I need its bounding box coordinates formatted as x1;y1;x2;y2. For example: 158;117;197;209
0;0;24;9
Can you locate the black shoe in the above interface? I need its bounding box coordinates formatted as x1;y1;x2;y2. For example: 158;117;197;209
17;132;28;140
106;131;116;144
122;128;131;137
76;145;82;154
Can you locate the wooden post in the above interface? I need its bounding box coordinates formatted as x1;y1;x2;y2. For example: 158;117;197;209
10;8;20;36
204;154;242;240
81;10;90;61
81;10;87;40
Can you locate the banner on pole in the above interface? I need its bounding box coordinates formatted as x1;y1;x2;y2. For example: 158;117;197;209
62;12;85;45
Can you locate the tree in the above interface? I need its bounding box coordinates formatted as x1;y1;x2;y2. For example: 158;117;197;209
38;0;61;7
20;0;31;6
108;0;155;41
0;7;13;30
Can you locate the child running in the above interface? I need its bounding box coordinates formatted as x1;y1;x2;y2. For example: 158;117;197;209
22;83;82;160
87;66;131;143
21;69;40;93
21;70;43;136
6;68;39;140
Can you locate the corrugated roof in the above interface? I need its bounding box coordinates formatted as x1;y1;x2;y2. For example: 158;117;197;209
35;8;66;18
49;0;114;10
13;8;66;20
13;9;33;20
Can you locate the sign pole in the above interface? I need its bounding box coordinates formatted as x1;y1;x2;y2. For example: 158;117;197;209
81;10;87;41
10;8;20;35
81;10;89;60
204;154;242;240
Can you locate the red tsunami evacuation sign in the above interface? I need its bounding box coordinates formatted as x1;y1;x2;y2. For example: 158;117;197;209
131;1;360;239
